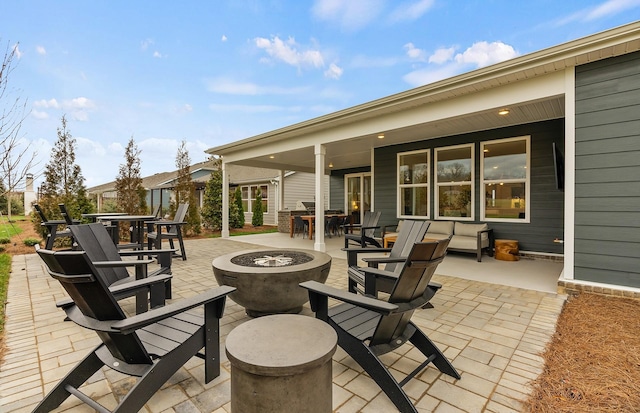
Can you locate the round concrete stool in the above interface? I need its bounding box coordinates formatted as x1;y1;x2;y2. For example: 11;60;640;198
226;314;337;413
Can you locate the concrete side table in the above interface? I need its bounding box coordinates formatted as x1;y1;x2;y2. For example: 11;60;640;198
226;314;337;413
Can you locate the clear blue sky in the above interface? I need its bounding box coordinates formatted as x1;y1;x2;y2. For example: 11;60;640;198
2;0;639;189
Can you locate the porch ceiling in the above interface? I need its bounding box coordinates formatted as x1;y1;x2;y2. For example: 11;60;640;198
230;96;565;173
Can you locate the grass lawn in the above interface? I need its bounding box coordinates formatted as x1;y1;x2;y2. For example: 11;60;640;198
0;215;25;240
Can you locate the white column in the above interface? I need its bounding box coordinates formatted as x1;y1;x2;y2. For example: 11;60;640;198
279;170;285;211
222;161;230;238
314;144;326;252
563;67;575;280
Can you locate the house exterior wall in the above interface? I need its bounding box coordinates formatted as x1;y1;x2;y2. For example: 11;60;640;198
282;172;329;211
574;51;640;287
372;119;565;254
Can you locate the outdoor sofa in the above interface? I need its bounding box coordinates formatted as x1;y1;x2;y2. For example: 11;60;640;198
383;220;494;262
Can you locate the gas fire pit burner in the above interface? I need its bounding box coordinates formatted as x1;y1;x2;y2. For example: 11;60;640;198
230;251;313;267
213;249;331;317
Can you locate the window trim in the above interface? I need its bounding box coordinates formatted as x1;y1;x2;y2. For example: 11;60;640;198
435;143;474;221
241;184;269;214
397;149;430;219
480;135;530;223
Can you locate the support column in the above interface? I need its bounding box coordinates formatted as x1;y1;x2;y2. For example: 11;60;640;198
279;170;285;213
222;161;230;238
314;144;326;252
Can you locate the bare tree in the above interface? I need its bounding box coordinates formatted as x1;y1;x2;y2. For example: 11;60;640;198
0;41;38;219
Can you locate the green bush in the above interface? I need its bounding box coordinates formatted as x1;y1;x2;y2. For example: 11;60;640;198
0;238;10;245
23;238;41;247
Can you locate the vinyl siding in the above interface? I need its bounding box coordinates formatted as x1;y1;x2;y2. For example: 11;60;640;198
574;51;640;287
372;119;565;254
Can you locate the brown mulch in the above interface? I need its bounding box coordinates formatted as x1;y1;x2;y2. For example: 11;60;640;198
524;293;640;412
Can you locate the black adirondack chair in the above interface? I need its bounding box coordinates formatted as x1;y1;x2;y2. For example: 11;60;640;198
69;223;174;313
301;239;460;413
34;248;235;413
344;220;432;296
34;204;75;249
147;202;189;260
344;210;382;248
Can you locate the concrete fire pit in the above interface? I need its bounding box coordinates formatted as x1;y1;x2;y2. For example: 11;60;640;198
212;249;331;317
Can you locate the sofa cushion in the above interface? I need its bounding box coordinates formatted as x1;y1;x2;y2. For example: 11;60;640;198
426;220;454;236
449;235;479;251
454;222;488;237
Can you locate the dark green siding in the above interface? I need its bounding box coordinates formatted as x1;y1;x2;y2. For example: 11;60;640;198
373;119;565;254
574;51;640;287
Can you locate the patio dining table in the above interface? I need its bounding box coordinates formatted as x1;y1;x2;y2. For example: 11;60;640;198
96;214;156;249
289;214;346;240
81;212;128;223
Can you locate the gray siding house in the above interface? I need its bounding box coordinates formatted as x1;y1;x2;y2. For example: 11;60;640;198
206;22;640;294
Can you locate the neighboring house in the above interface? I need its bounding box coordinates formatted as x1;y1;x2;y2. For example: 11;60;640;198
206;22;640;294
87;160;324;225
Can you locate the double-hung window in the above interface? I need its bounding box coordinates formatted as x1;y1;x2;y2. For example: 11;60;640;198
435;144;473;220
241;185;269;214
397;150;429;218
481;136;530;222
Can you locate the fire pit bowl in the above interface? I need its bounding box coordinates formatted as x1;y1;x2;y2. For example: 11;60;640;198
212;249;331;317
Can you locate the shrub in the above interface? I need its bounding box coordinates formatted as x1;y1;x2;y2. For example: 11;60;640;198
0;238;10;244
23;238;41;247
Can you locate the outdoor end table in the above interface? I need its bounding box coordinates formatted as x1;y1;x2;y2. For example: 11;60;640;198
226;314;337;413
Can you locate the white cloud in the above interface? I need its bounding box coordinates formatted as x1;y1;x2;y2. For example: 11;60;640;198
34;98;60;109
403;41;518;87
221;35;228;42
584;0;640;20
389;0;435;22
429;46;456;64
324;63;343;79
36;46;46;55
311;0;385;31
65;97;95;109
404;42;426;61
209;103;286;113
552;0;640;26
255;36;324;69
454;41;518;68
31;110;49;120
205;77;310;95
403;64;463;87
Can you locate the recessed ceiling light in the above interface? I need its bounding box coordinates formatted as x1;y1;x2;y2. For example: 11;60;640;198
378;134;385;139
328;162;333;168
269;155;275;159
498;108;510;116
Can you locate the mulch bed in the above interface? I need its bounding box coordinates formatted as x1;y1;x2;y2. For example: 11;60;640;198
524;293;640;412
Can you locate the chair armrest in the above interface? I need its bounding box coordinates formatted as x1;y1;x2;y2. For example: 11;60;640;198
118;249;176;257
300;280;398;315
56;273;173;313
362;256;407;268
341;247;392;254
113;286;236;334
93;259;155;268
342;246;392;266
41;220;67;226
381;224;399;238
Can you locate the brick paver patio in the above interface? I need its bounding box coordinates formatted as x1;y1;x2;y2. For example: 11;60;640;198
1;237;566;412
